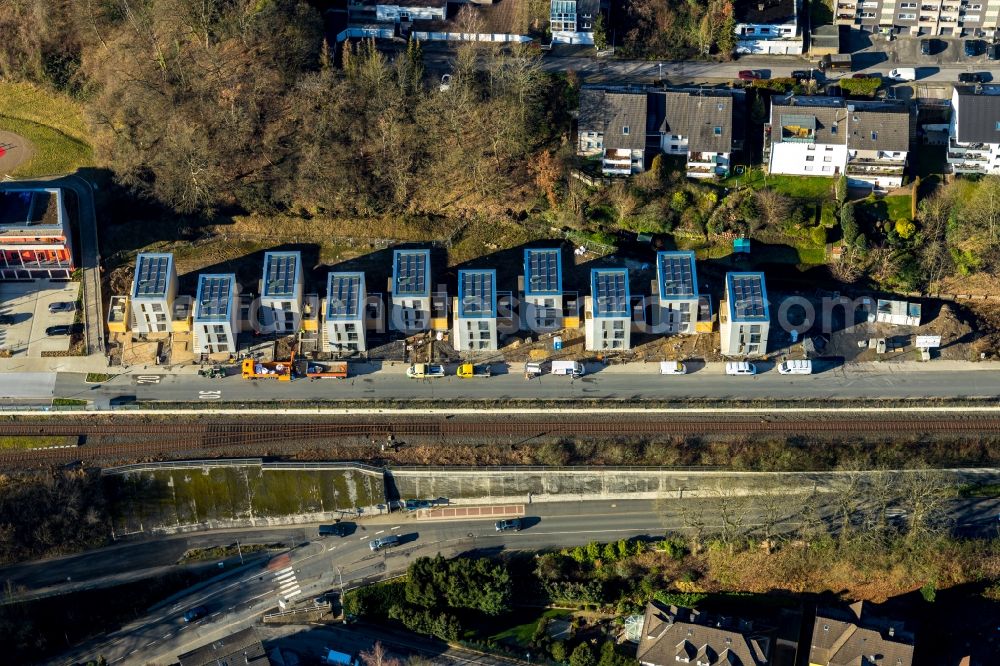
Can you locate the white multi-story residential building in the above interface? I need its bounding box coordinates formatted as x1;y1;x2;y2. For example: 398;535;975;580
767;96;849;177
326;272;367;355
365;0;447;23
845;101;911;190
948;85;1000;176
835;0;1000;37
0;188;73;280
585;268;632;351
720;272;770;357
767;96;910;190
577;89;648;175
193;274;239;355
550;0;599;44
259;251;303;335
651;251;699;335
453;269;498;352
650;90;737;179
130;253;177;335
390;248;432;333
521;248;564;332
734;0;803;54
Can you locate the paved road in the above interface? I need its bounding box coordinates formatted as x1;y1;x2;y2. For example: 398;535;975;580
43;496;1000;664
52;362;1000;406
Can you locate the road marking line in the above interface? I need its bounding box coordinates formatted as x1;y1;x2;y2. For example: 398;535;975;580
285;588;302;599
274;571;295;582
375;530;385;535
328;546;336;551
280;582;299;592
391;525;400;530
275;566;293;576
162;632;171;638
360;536;368;540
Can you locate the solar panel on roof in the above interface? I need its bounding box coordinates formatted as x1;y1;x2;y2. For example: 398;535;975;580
395;251;428;295
526;249;560;294
264;254;297;297
197;276;232;319
730;274;766;320
459;271;495;317
658;254;694;298
594;270;628;316
327;274;362;319
135;255;170;297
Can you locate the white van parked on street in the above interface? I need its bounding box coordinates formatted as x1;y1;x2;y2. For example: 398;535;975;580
659;361;687;375
777;359;812;375
551;360;585;377
725;361;757;376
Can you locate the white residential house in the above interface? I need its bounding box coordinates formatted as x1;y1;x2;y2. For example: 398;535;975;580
767;96;910;190
651;251;699;335
845;102;911;191
585;268;632;351
720;272;770;357
577;89;647;175
193;274;239;356
734;0;802;55
521;248;564;333
948;85;1000;176
390;248;432;333
326;272;367;354
259;251;303;335
650;90;737;179
369;0;447;23
767;96;848;177
453;269;498;352
130;253;177;335
550;0;600;44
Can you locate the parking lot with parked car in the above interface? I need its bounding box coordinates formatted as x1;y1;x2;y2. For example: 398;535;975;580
0;280;80;357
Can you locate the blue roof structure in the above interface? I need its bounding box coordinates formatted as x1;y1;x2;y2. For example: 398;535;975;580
523;248;562;296
656;251;697;301
591;268;630;318
327;272;365;320
726;272;769;322
392;249;431;297
132;253;173;298
195;274;236;321
457;269;497;318
262;251;301;298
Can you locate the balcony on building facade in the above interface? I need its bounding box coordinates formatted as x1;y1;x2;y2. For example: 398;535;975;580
847;163;906;176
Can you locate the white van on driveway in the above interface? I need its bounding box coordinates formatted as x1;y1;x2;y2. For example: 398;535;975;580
659;361;687;375
777;359;812;375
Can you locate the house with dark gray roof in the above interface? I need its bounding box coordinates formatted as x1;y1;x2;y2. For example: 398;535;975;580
809;601;915;666
578;88;648;175
650;89;738;179
734;0;802;55
948;85;1000;176
637;601;773;666
845;100;911;191
178;626;270;666
767;96;912;190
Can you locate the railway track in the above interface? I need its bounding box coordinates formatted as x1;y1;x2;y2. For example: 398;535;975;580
0;417;999;468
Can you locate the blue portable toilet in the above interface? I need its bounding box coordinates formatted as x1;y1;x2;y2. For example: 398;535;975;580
553;336;563;350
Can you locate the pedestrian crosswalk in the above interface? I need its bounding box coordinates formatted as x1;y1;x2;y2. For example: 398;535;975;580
273;565;301;600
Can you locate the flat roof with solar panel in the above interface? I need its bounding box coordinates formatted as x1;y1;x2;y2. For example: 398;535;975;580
327;272;365;320
132;253;173;299
591;268;630;318
657;251;697;300
457;269;496;318
195;274;236;321
524;248;562;296
727;272;769;322
392;249;430;297
262;251;301;298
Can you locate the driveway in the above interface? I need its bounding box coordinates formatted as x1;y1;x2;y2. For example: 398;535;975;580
0;280;79;356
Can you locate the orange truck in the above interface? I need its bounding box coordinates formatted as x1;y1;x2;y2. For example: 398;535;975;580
241;352;295;381
297;360;349;380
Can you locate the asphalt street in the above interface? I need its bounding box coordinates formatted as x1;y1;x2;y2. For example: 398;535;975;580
39;496;1000;665
52;363;1000;406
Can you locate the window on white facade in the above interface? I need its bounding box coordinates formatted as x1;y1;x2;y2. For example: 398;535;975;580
824;156;832;162
806;155;815;161
822;166;831;171
898;12;916;18
805;165;813;171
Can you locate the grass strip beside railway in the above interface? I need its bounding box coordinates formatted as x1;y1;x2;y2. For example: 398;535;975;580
0;435;75;450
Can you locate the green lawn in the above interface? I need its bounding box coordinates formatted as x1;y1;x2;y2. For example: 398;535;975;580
721;168;834;201
0;116;93;178
0;435;75;450
488;608;572;646
884;194;913;222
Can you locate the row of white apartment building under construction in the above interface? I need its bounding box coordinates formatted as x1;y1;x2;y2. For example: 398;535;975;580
109;247;774;359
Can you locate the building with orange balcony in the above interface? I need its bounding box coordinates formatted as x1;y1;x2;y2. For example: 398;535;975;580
0;188;73;280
